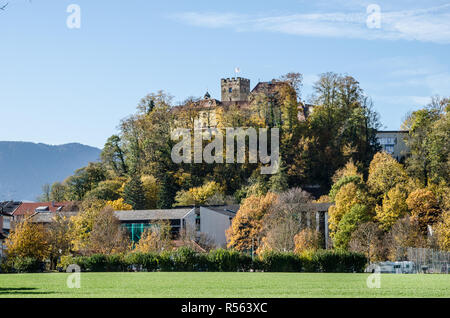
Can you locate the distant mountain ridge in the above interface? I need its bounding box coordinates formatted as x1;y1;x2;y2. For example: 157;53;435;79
0;141;101;201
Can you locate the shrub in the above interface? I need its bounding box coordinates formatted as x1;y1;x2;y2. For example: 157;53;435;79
207;249;242;272
84;254;108;272
106;254;127;272
298;250;319;272
259;251;302;272
125;252;158;272
171;247;198;271
158;251;174;271
312;250;367;273
11;257;44;273
57;255;75;271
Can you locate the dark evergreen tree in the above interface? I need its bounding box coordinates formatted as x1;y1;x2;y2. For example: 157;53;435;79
123;174;147;210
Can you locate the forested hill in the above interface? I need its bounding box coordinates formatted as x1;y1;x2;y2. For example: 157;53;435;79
0;141;101;201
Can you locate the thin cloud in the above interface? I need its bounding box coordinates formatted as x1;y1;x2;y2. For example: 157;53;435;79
172;4;450;44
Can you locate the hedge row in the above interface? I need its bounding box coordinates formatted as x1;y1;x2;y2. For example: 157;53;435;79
54;248;367;273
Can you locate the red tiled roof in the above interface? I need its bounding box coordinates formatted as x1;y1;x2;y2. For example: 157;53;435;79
13;202;71;216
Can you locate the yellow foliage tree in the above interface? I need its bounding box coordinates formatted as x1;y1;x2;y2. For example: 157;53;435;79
435;211;450;251
70;199;106;253
406;188;442;235
174;181;224;206
294;228;323;254
106;198;132;211
226;192;277;252
375;184;410;231
328;182;367;236
141;175;160;209
5;219;49;260
134;221;173;253
367;152;409;201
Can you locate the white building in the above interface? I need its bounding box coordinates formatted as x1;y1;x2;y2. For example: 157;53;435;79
199;205;239;248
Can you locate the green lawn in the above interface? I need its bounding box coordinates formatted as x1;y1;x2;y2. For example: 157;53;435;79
0;272;449;298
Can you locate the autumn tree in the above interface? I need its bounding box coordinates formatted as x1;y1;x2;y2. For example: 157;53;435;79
50;182;67;202
294;228;322;254
333;204;371;249
328;182;369;237
259;188;313;253
226;192;277;252
349;222;382;262
134;221;173;253
89;207;131;254
5;219;48;260
367;152;409;203
435;211;450;251
403;96;450;186
406;188;442;235
385;216;427;260
70;199;106;253
64;162;108;200
375;184;410;231
174;181;224;206
293;72;380;192
141;175;160;209
101;135;128;176
106;198;132;211
47;214;73;269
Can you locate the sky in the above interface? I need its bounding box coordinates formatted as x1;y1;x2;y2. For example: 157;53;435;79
0;0;449;148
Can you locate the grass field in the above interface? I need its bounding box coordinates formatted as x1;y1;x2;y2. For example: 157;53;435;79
0;272;449;298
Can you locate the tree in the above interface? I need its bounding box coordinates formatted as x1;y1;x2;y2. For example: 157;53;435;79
50;182;67;202
106;198;132;211
435;211;450;251
89;207;130;254
70;199;106;253
385;216;427;260
375;184;410;231
279;72;303;100
226;192;277;252
5;219;48;260
84;179;123;201
123;174;147;210
174;181;224;206
294;228;322;254
64;162;107;200
367;152;409;203
101;135;128;176
294;72;381;192
141;175;160;209
403;96;450;186
349;222;382;262
406;188;442;235
38;183;51;202
134;221;173;253
47;214;72;269
259;188;313;253
328;182;368;236
268;160;289;193
333;204;371;249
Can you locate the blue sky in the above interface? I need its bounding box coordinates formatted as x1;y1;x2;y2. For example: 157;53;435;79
1;0;449;148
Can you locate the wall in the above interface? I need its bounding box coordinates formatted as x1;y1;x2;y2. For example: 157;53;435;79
199;207;234;248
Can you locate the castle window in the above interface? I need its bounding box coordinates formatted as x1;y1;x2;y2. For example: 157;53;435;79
229;87;232;93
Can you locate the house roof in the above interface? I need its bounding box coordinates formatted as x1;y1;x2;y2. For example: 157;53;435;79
114;208;194;221
13;202;70;216
0;201;22;215
202;205;239;217
29;211;79;223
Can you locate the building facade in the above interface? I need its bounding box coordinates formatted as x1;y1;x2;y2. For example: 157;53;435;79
376;131;410;162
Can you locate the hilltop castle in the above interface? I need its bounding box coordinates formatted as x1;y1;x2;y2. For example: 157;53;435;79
172;77;299;129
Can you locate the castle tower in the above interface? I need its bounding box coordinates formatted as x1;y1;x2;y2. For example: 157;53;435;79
221;77;250;102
